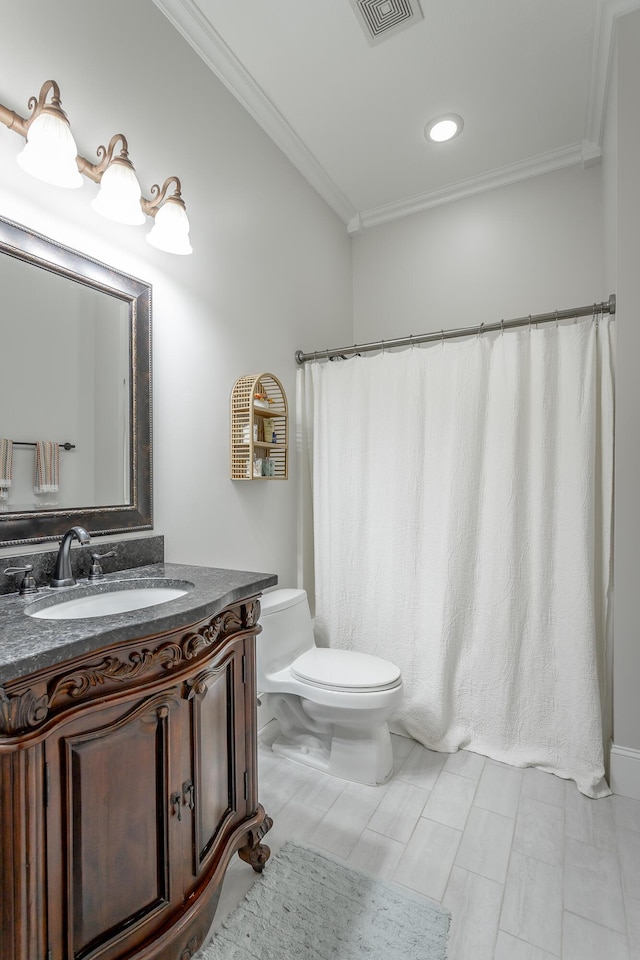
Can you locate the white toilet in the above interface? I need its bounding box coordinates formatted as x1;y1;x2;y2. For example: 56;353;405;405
257;588;403;785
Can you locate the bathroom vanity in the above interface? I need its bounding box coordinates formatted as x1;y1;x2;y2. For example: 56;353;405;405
0;562;276;960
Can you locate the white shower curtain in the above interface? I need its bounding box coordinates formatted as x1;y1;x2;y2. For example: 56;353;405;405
299;317;614;798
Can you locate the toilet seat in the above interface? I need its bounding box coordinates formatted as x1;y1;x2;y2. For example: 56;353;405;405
291;648;402;693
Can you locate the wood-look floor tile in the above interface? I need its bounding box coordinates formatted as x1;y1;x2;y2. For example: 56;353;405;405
475;761;523;819
500;852;563;955
613;794;640;833
209;857;260;932
443;748;487;781
422;771;477;831
617;827;640;900
513;795;564;866
396;742;447;791
258;756;314;816
347;829;405;879
565;785;616;849
521;766;566;808
390;732;415;758
367;779;430;843
626;896;640;960
248;734;638;960
455;806;515;883
309;785;380;858
392;816;461;901
442;866;503;960
562;910;630;960
564;837;626;932
493;931;559;959
293;771;346;812
264;797;326;854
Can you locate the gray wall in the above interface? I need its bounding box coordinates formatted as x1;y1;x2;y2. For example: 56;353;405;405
606;9;640;795
0;0;353;588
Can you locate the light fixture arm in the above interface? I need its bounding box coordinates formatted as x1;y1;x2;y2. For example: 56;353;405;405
0;79;68;138
78;133;133;184
0;101;27;137
142;176;186;218
25;80;69;127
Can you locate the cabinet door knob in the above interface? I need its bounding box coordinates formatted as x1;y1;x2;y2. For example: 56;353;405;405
170;791;182;821
182;779;195;810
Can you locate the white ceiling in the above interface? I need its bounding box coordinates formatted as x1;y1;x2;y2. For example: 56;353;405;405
153;0;635;233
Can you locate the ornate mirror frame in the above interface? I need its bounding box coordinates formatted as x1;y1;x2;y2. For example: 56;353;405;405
0;215;152;547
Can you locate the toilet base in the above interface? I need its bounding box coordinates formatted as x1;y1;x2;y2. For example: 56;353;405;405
270;721;394;786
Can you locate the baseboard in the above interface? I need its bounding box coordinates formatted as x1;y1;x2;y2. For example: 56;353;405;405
609;742;640;799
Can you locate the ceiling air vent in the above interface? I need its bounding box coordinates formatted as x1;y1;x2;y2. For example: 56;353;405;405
348;0;423;46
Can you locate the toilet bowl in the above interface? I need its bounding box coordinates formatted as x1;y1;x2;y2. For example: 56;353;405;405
257;588;403;785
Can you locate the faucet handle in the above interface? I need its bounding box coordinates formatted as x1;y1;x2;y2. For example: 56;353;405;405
5;564;38;596
88;551;116;580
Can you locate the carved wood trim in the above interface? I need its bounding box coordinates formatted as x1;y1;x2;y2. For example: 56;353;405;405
0;601;257;736
244;599;260;629
48;643;185;704
237;812;274;873
181;608;243;660
0;686;49;735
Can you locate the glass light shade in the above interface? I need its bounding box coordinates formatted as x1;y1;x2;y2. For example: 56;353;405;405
91;159;145;225
17;111;83;188
146;198;192;255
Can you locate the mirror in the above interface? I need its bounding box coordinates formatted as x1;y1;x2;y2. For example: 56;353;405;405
0;214;152;546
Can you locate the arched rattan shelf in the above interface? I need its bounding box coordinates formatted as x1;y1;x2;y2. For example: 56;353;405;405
230;373;288;480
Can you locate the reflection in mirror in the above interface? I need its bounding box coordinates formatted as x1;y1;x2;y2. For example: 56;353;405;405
1;254;130;511
0;214;152;547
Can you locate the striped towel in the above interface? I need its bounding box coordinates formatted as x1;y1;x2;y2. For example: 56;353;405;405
0;439;13;501
34;441;59;494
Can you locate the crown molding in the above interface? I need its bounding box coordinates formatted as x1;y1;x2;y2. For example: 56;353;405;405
154;0;639;236
348;142;597;234
151;0;357;225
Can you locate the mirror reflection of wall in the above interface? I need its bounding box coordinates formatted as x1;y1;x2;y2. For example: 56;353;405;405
0;253;130;511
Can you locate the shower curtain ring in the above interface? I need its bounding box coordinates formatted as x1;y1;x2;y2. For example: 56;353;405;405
555;309;559;328
528;314;532;333
381;339;385;354
500;319;504;336
477;322;485;339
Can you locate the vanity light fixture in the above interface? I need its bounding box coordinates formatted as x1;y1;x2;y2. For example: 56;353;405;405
14;80;83;189
0;80;192;254
144;177;192;256
90;134;145;226
424;113;464;143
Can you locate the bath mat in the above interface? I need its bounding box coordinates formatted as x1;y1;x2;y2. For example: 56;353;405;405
197;841;450;960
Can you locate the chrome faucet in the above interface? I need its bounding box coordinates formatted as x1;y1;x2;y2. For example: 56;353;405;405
50;526;91;587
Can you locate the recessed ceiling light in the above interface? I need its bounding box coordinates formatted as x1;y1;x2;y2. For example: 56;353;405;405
425;114;464;143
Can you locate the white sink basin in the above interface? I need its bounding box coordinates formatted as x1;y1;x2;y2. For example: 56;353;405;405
26;580;192;620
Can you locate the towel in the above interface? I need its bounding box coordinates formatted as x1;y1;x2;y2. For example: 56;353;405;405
0;439;13;501
34;440;59;494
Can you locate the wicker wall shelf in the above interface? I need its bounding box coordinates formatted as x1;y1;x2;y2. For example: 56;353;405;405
230;373;288;480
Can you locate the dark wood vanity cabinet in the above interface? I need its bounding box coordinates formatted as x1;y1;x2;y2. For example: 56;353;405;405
0;596;272;960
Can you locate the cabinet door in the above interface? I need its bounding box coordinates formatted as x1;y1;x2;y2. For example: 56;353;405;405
45;689;183;960
183;637;247;886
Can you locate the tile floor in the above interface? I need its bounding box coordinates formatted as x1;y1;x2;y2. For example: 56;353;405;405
209;733;640;959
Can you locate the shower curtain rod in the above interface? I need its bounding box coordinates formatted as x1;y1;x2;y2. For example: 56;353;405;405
295;293;617;364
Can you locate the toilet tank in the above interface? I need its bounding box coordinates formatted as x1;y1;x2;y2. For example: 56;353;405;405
257;589;316;681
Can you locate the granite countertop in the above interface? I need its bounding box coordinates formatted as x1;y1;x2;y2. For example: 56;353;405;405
0;563;277;686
